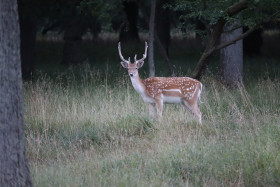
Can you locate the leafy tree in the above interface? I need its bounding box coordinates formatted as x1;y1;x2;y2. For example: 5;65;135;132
51;0;119;65
168;0;280;80
156;0;175;76
54;0;113;65
119;1;140;42
18;0;117;67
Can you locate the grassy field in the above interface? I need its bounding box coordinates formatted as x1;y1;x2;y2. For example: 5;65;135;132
24;36;280;186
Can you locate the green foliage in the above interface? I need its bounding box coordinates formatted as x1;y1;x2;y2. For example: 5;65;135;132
77;0;121;31
167;0;280;37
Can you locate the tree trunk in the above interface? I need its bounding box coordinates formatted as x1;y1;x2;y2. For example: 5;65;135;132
18;1;36;79
148;0;156;77
119;1;140;42
156;0;170;56
62;17;84;65
0;0;32;186
141;1;174;76
155;0;174;76
220;22;243;86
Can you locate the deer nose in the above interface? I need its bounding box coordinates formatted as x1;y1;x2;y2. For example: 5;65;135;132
130;73;134;77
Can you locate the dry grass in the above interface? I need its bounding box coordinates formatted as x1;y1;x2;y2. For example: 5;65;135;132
24;64;280;186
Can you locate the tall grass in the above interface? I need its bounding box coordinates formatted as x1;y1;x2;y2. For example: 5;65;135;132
24;63;280;186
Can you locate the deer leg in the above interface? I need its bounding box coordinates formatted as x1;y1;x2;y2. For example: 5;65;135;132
191;103;202;124
182;100;202;124
155;98;163;120
149;103;156;118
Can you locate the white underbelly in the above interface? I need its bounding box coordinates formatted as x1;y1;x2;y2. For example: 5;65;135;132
162;95;182;104
141;94;182;104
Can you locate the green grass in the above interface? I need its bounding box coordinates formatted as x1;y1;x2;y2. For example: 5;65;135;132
24;60;280;186
25;34;280;186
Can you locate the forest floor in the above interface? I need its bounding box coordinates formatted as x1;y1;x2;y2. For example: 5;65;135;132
25;31;280;186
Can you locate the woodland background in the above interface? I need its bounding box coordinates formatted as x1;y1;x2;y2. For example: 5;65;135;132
1;0;280;186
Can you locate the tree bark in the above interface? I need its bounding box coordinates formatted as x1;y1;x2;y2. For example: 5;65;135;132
148;0;156;77
156;0;170;57
220;22;243;87
0;0;33;186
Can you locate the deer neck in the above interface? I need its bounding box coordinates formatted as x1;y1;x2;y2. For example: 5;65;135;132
130;74;146;95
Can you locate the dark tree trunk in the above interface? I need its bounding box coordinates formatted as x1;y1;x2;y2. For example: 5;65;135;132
0;0;32;186
18;1;36;79
119;1;140;42
62;0;86;65
62;17;84;65
140;0;174;76
155;0;174;76
220;22;243;86
156;0;170;56
148;0;156;77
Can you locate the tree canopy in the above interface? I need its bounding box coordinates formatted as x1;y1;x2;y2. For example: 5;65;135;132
166;0;280;79
169;0;280;35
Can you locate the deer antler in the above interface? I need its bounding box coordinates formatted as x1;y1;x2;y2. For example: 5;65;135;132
135;42;148;63
118;42;130;64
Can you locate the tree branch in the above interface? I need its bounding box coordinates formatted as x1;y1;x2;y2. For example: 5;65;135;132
216;25;257;51
205;0;249;50
226;0;249;17
215;10;280;51
191;0;280;80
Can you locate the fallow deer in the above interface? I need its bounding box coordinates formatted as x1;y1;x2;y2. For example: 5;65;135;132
118;42;203;123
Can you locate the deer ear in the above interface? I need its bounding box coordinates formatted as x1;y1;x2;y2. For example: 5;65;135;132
120;61;128;69
136;61;144;69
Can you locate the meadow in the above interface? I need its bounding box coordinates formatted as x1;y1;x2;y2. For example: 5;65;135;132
24;34;280;186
